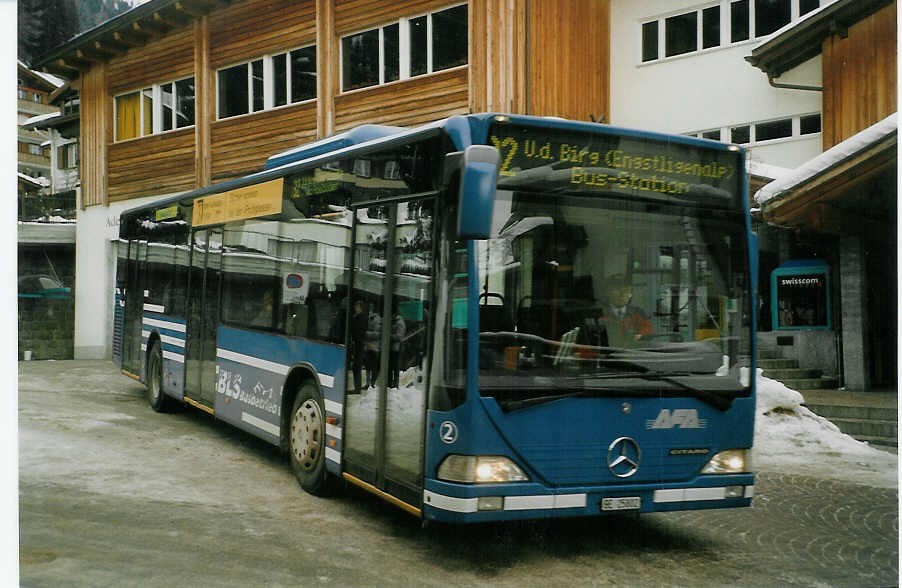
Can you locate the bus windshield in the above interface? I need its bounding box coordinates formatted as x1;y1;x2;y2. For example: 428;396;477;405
473;123;752;408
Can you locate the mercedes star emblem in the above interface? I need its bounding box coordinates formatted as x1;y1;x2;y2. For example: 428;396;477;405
607;436;641;478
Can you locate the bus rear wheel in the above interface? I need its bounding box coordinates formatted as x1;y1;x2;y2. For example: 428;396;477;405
289;383;335;496
147;341;172;413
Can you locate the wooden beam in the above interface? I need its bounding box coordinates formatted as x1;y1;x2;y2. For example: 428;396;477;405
75;49;105;64
50;59;83;75
110;31;144;49
90;41;120;58
152;11;178;29
129;21;158;44
174;1;205;18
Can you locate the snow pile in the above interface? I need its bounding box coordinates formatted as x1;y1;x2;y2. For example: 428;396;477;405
754;370;897;488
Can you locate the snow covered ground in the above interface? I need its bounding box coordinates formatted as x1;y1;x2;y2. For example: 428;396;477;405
753;370;898;489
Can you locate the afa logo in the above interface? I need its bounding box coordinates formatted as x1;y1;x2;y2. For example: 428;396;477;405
647;408;707;430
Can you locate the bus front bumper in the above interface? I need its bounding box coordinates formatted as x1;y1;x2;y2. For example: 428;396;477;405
422;474;755;523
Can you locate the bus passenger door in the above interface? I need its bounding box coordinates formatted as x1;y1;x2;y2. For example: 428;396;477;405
184;228;222;408
344;200;434;511
121;239;147;376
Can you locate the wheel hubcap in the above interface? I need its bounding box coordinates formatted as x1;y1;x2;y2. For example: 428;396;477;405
149;355;161;403
291;399;323;471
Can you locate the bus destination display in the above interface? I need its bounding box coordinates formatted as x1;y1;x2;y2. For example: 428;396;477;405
489;124;741;204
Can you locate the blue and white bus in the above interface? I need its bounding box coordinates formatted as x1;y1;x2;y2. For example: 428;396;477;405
114;114;757;523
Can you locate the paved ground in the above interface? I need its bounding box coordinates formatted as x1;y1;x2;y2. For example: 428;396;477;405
18;361;899;587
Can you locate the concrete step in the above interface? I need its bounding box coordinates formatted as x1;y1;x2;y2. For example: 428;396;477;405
763;367;822;380
805;403;898;422
853;435;899;453
784;377;839;390
824;416;898;440
758;358;798;370
757;349;781;360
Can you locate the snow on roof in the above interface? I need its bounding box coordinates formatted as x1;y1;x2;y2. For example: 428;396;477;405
754;371;897;488
23;112;62;127
747;160;791;181
754;112;898;205
18;59;65;88
17;172;49;188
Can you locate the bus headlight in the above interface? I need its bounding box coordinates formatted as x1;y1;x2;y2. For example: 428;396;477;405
437;455;529;483
701;449;750;474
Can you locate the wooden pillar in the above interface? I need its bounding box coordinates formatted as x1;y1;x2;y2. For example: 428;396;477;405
469;0;527;115
316;0;336;138
80;64;108;208
194;16;212;188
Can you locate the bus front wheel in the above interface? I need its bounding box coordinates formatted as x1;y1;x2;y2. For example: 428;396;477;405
289;383;334;496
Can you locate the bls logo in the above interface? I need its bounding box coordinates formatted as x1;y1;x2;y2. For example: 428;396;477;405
647;409;707;430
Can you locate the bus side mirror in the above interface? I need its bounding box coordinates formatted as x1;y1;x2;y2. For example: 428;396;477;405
456;145;500;240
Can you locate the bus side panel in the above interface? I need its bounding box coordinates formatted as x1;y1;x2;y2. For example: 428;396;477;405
214;327;346;461
141;310;187;400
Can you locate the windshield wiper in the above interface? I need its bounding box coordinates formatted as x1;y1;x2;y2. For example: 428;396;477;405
493;371;743;412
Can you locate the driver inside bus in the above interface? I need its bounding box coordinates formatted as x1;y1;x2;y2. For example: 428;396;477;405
584;274;653;348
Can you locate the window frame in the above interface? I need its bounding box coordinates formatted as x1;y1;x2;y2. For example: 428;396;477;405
686;113;822;146
113;75;196;142
215;43;318;121
640;0;819;64
339;2;468;93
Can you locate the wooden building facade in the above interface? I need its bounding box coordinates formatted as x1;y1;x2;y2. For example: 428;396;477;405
36;0;611;208
748;0;897;391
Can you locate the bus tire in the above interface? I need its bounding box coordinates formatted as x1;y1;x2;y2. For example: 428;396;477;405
289;382;334;496
146;341;172;413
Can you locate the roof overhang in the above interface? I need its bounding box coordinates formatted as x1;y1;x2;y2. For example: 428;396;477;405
746;0;894;77
31;0;226;78
755;114;897;235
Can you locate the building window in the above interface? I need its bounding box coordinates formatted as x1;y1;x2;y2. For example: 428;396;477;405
641;21;658;62
342;29;380;91
799;0;819;15
702;6;721;49
799;113;821;135
665;12;697;57
755;118;793;142
28;144;42;156
687;113;821;145
731;125;751;144
642;0;819;63
755;0;791;37
62;97;80;116
115;77;195;141
731;0;750;42
340;3;468;92
58;143;78;169
217;45;317;120
432;4;468;71
218;64;251;118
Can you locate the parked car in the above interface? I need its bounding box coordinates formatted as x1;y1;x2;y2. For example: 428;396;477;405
18;275;72;299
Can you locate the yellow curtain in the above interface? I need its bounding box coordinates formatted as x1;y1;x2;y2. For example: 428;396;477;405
116;92;139;141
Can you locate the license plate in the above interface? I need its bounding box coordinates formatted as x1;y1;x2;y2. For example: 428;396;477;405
601;497;641;511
